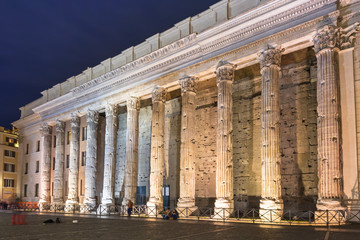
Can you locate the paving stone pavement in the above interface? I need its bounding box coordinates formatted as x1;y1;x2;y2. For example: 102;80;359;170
0;212;359;240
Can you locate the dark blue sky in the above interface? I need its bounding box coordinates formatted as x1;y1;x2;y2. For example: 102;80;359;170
0;0;218;128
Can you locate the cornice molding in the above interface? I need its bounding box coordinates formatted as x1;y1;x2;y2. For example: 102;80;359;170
25;0;337;126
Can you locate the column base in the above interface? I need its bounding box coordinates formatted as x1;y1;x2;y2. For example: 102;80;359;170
50;202;64;211
259;199;283;222
344;199;360;222
38;200;50;211
64;200;79;213
97;203;115;215
82;198;97;212
146;199;162;217
213;198;233;219
315;199;346;224
177;198;197;216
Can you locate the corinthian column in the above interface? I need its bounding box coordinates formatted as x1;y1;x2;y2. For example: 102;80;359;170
39;123;52;210
122;97;140;206
214;61;235;214
313;25;345;211
65;114;80;211
99;104;118;209
177;76;197;212
83;110;99;210
259;46;284;220
147;87;167;212
53;120;65;209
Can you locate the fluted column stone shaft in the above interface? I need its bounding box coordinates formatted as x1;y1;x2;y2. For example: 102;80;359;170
84;110;99;208
259;47;284;214
214;61;235;210
177;77;197;209
39;123;52;209
147;87;167;208
122;97;140;206
53;120;65;205
65;114;80;208
313;25;344;210
100;105;118;206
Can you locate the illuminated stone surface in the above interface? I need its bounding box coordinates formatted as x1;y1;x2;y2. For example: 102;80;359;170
13;0;360;223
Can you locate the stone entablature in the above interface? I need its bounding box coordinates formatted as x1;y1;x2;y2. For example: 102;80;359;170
12;0;360;223
16;0;337;125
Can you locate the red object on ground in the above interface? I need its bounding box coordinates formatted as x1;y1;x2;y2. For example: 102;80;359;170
12;214;26;225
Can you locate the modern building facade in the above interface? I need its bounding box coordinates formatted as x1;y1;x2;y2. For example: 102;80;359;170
0;127;19;202
12;0;360;220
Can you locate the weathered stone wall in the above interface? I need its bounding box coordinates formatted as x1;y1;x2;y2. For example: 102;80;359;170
233;65;262;210
164;98;181;209
114;108;127;204
279;49;318;211
195;86;218;207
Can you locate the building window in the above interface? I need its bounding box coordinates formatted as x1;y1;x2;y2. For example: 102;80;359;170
53;157;55;170
35;184;39;197
53;136;56;148
82;126;87;141
36;140;40;152
35;161;39;173
26;144;29;154
24;184;28;197
6;137;16;147
81;152;86;166
4;150;15;158
25;163;28;174
4;179;15;188
67;131;71;144
4;163;15;172
66;155;70;168
52;182;54;196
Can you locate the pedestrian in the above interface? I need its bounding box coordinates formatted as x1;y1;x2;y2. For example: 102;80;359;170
127;200;133;217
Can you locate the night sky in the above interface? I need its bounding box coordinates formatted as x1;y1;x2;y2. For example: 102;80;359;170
0;0;219;128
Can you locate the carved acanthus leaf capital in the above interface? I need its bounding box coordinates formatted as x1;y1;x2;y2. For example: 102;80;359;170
152;87;167;103
127;97;140;111
313;25;340;54
105;104;118;117
259;46;284;70
18;135;24;144
340;23;360;49
55;120;65;134
70;114;80;128
40;123;52;136
179;76;198;94
216;60;235;84
87;110;99;124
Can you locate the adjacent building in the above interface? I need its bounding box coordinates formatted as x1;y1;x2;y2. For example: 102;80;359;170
12;0;360;221
0;127;19;202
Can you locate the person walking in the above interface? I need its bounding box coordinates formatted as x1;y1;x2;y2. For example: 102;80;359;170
127;200;133;217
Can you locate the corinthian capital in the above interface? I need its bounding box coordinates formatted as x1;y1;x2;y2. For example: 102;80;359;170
87;110;99;125
216;60;235;84
340;23;360;49
152;87;167;103
55;120;65;133
127;97;140;111
40;123;52;136
313;25;340;54
259;46;284;70
105;104;118;117
179;76;198;94
70;114;80;128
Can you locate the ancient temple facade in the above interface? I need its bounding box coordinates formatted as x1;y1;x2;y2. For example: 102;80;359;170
13;0;360;219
